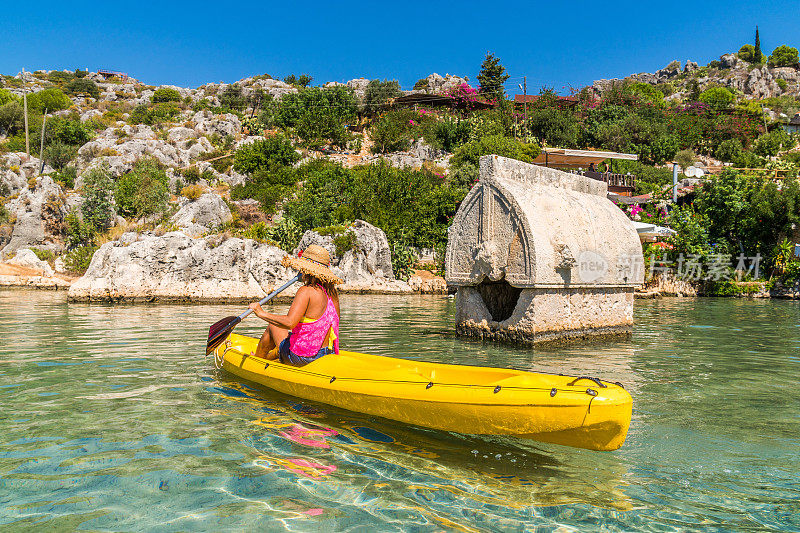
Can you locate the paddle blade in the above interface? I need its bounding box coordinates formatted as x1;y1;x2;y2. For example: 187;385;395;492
206;316;241;355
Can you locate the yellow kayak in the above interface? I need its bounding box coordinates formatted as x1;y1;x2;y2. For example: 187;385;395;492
212;333;633;451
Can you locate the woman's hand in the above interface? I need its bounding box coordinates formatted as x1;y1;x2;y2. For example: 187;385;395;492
249;302;265;318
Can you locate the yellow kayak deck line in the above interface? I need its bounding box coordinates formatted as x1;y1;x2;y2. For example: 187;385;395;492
213;333;633;451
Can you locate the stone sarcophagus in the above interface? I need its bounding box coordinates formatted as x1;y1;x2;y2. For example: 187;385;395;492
446;155;644;345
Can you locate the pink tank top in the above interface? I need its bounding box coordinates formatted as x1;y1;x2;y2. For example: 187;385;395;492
289;287;340;358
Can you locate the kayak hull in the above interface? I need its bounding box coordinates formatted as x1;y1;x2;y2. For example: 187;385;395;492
213;333;632;451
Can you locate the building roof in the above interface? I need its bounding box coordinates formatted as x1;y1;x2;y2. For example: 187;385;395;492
531;148;638;168
392;93;495;110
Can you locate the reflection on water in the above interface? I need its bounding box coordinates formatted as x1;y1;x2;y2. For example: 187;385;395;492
0;290;798;531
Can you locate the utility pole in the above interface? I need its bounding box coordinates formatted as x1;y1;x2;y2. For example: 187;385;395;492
39;109;48;175
523;76;528;125
517;76;528;139
22;68;29;158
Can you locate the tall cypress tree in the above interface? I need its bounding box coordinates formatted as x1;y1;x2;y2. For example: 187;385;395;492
477;52;509;98
754;26;762;64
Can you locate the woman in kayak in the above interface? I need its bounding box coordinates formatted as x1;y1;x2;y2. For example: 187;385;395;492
248;244;342;366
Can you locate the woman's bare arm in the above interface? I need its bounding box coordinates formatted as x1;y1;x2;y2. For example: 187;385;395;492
249;287;310;329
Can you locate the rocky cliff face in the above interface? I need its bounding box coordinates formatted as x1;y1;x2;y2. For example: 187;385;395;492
592;56;799;101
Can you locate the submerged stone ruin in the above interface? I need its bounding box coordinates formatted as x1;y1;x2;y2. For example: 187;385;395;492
445;155;644;345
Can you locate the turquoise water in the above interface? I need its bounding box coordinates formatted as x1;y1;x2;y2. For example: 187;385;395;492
0;290;798;531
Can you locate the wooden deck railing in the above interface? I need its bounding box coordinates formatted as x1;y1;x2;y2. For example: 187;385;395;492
571;170;636;189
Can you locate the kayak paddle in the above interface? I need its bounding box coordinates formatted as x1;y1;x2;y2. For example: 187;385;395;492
206;273;301;355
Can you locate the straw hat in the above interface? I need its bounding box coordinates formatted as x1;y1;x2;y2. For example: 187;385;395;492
281;244;343;284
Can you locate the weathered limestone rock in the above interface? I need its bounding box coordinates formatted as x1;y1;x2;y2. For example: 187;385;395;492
192;110;241;138
7;248;54;277
294;219;411;293
170;192;232;237
446;156;644;345
1;153;54;196
68;232;297;301
423;73;470;94
2;175;67;257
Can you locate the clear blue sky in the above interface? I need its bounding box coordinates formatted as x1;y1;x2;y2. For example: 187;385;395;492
2;1;798;94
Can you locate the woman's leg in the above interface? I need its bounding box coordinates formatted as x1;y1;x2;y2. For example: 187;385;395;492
254;324;289;360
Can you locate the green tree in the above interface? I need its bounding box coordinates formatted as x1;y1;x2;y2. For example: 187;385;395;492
66;78;100;99
738;44;757;63
233;136;300;175
152;87;182;103
769;45;799;67
274;86;358;147
477;52;509;98
114;159;170;219
363;79;402;113
0;101;24;134
754;26;762;64
715;139;743;162
699;87;735;110
26;88;72;113
80;167;115;232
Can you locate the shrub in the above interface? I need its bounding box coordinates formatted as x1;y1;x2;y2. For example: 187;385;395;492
426;116;470;152
80;167;115;232
370;110;416;153
674;149;697;170
65;209;96;248
284;160;463;248
332;230;358;256
733;150;766;168
769;45;799;67
526;107;580;148
450;134;539;168
42;141;77;170
129;103;181;126
667;205;712;261
776;79;788;91
31;248;55;262
66;78;100;99
0;101;24;134
55;166;78;188
152;87;182;103
218;83;247;112
63;244;99;274
753;129;792;157
715;139;743;163
45;117;93;147
240;221;271;241
114;159;169;219
181;183;204;200
230;166;298;213
268;217;302;251
46;71;75;86
448;161;479;192
27;88;72;113
413;79;429;90
180;166;201;183
699;87;735;110
391;242;414;281
274;86;358;148
233;136;300;175
363;79;402;113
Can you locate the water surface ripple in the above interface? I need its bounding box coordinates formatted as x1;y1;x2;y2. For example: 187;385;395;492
0;291;798;531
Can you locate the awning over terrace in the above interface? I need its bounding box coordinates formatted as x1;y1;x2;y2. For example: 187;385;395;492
532;148;638;169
